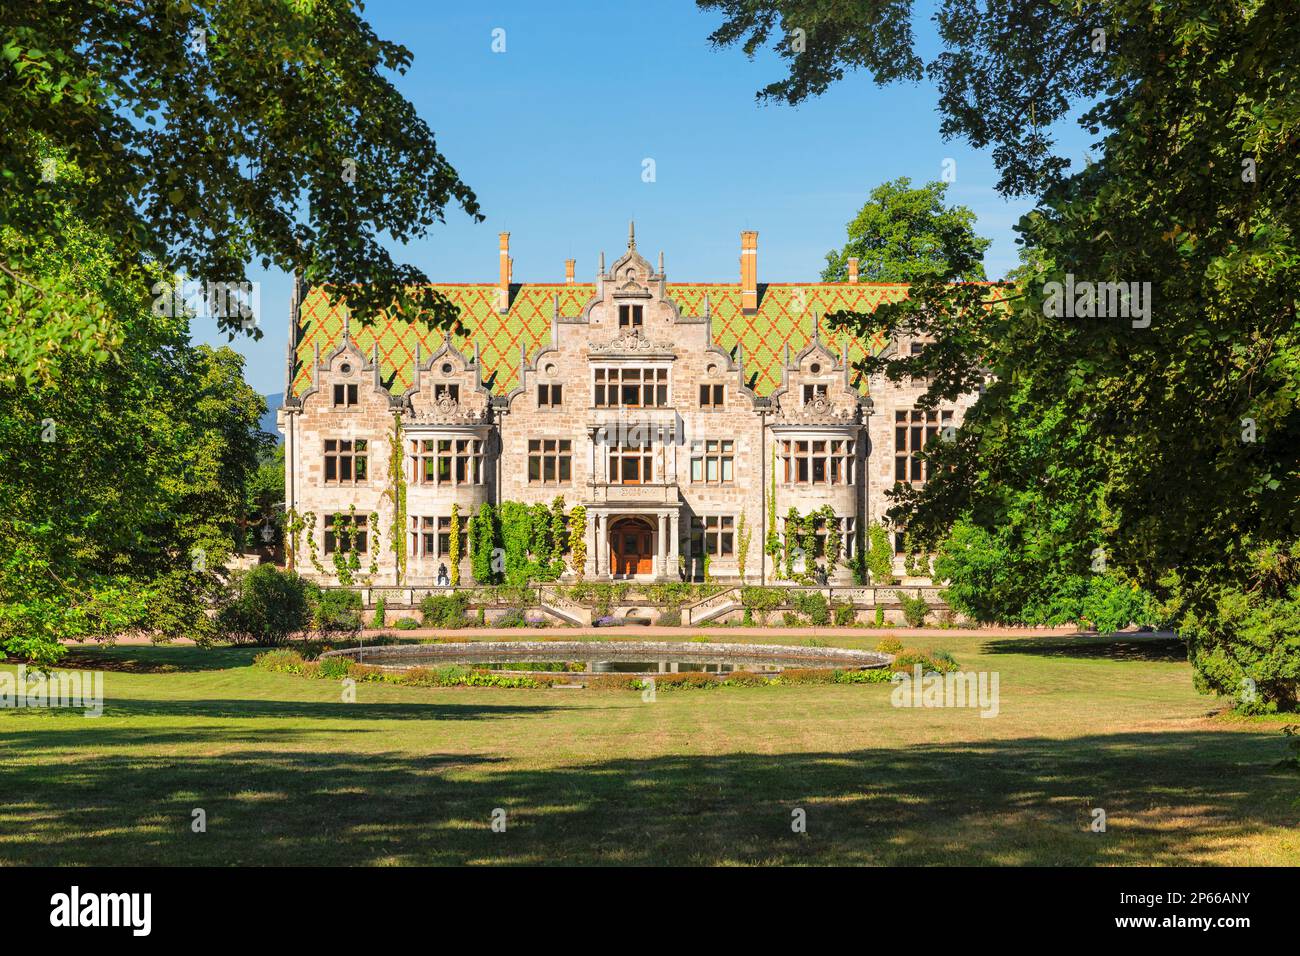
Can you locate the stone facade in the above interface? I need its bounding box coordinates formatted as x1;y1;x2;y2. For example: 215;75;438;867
279;226;978;587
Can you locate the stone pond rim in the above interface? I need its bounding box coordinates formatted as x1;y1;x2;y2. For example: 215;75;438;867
321;640;894;671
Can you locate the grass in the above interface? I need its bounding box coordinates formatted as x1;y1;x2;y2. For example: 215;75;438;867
1;633;1297;866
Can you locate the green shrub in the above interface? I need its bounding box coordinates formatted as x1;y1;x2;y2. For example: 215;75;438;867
370;597;386;629
874;606;886;628
782;611;803;626
791;591;831;626
420;592;469;628
317;656;352;679
898;592;929;628
876;637;904;654
835;668;895;684
891;647;959;674
495;607;527;628
393;617;421;630
216;564;312;645
253;649;308;673
833;602;857;627
722;670;771;686
313;588;364;637
740;586;783;624
777;667;836;685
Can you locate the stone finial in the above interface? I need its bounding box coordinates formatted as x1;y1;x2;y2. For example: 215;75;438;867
413;342;422;390
658;250;664;275
783;342;791;368
628;220;636;250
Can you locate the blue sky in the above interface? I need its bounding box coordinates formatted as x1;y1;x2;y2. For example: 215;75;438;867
196;0;1093;395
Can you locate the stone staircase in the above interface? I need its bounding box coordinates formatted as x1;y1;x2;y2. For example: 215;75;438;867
683;587;743;626
537;588;592;627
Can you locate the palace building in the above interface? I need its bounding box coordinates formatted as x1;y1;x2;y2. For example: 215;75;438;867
278;225;977;585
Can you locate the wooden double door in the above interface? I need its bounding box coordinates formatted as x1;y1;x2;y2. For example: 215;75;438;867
610;517;654;576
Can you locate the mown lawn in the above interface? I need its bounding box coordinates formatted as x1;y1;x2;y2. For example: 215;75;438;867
1;633;1297;865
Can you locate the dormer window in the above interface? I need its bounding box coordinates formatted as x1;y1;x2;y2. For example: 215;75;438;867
332;383;358;407
802;384;828;404
618;304;643;328
435;384;459;403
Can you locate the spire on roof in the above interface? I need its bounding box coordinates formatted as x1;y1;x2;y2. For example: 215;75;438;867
599;250;605;275
658;250;664;275
628;220;636;250
703;294;711;319
413;342;422;391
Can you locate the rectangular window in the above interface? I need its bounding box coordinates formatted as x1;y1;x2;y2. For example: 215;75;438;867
689;516;735;557
332;383;359;407
324;513;368;554
608;439;653;485
538;383;563;408
779;438;854;485
894;408;953;485
689;439;734;484
323;438;367;484
411;438;483;486
528;439;572;484
618;304;643;328
408;515;465;559
593;366;668;408
802;384;828;405
699;383;724;408
434;383;460;403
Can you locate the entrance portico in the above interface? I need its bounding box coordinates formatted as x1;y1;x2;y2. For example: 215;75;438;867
589;507;680;580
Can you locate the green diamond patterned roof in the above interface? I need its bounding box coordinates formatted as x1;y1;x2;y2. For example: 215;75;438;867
292;282;908;398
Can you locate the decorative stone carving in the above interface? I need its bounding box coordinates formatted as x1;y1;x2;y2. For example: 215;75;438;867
587;328;675;355
775;395;860;425
408;394;490;425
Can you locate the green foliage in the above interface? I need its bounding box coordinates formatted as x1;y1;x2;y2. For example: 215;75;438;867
448;503;461;586
393;617;420;631
897;592;929;628
1;0;483;367
419;592;469;629
740;586;783;624
1177;542;1300;713
876;637;904;654
311;588;363;638
933;519;1156;634
699;2;1300;709
371;597;386;629
385;414;406;583
216;565;312;645
866;522;896;586
891;648;959;675
470;502;496;584
791;591;831;626
820;177;990;282
567;504;587;579
737;511;753;583
833;602;857;627
0;196;268;663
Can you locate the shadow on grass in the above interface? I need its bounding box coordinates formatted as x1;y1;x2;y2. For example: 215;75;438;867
47;645;265;673
0;728;1292;866
981;634;1187;663
94;696;563;723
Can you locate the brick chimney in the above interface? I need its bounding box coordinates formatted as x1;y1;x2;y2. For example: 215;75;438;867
497;232;512;312
564;258;575;284
740;230;758;314
847;257;859;283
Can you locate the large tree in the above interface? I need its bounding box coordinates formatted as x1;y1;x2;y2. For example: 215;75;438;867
0;149;271;665
821;177;990;282
701;0;1300;709
2;0;482;384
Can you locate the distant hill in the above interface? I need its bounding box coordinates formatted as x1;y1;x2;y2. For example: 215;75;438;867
261;392;282;441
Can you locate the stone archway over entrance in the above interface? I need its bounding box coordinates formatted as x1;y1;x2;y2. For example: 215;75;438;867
609;517;654;577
